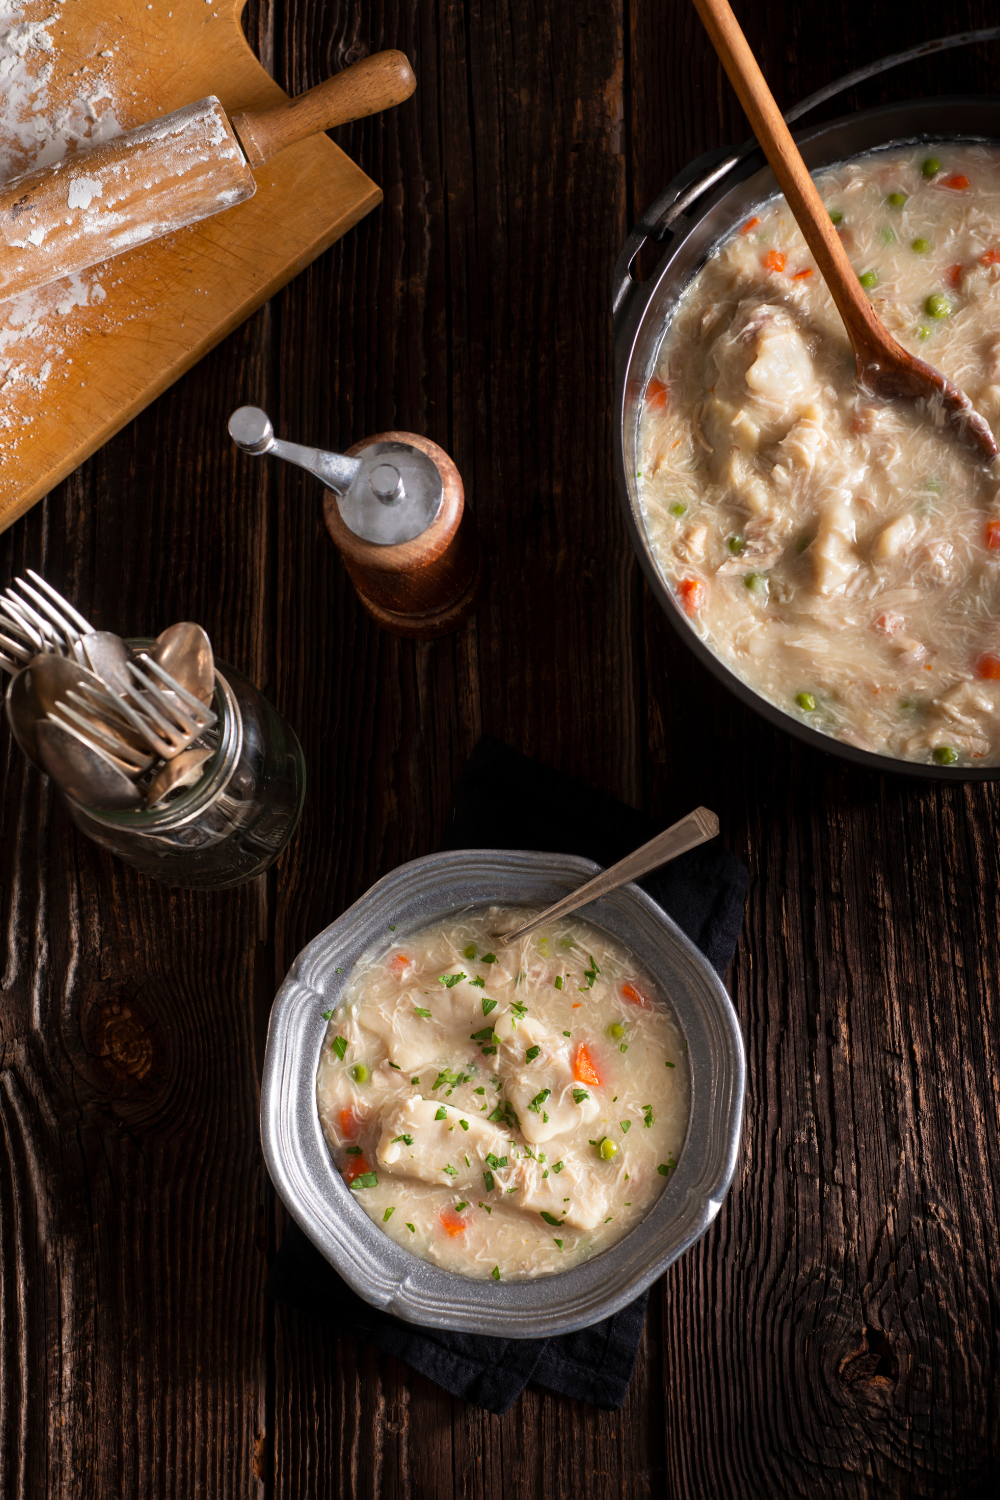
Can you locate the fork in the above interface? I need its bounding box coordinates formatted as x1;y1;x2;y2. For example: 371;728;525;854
85;658;217;760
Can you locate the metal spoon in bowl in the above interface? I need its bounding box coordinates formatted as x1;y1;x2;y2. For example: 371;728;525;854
691;0;998;462
493;806;720;948
35;718;143;810
145;746;213;808
5;654;152;771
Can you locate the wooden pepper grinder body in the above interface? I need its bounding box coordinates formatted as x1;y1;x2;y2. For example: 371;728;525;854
323;432;481;639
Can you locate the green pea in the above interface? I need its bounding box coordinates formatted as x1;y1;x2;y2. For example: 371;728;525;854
880;227;897;246
922;157;941;178
886;191;907;208
727;535;745;555
743;573;764;591
917;325;931;340
859;270;878;290
932;746;958;766
911;237;930;254
351;1063;370;1084
669;501;687;517
925;293;951;318
795;692;817;712
828;209;843;225
607;1022;625;1039
598;1137;618;1161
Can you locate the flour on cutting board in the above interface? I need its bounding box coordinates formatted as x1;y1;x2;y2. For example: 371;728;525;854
0;0;127;460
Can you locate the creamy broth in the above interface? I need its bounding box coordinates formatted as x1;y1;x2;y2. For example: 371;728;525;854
638;143;1000;766
316;908;689;1280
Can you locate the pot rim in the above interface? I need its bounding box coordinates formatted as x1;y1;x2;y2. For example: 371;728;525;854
260;848;745;1337
612;95;1000;781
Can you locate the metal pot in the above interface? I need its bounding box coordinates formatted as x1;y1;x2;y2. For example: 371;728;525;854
261;849;745;1337
612;96;1000;780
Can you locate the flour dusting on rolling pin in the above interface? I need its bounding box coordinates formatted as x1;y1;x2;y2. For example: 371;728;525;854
0;50;416;301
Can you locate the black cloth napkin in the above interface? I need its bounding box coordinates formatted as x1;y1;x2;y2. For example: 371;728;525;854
265;736;748;1414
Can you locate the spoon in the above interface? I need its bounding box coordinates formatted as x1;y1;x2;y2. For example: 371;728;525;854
691;0;999;463
145;746;213;808
494;806;719;948
6;654;153;771
149;622;215;705
35;718;143;810
82;632;139;695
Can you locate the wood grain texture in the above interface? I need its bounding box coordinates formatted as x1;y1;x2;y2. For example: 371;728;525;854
3;0;1000;1496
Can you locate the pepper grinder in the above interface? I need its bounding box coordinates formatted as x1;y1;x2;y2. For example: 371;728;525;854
228;408;482;639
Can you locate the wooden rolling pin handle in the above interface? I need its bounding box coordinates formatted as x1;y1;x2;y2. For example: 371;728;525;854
322;433;483;640
231;50;416;170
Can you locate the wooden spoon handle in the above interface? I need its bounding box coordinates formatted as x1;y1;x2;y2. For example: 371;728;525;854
231;50;416;170
691;0;889;366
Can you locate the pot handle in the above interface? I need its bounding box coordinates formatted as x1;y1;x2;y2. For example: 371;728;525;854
611;147;737;329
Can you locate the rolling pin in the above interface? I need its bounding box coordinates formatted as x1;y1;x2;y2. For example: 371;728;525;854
228;407;483;639
0;51;415;302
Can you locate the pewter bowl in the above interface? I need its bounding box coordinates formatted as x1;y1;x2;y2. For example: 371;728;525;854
260;849;745;1337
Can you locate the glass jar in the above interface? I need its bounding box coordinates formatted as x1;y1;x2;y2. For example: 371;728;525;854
62;652;305;889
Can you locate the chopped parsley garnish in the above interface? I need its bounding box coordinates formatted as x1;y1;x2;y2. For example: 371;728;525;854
543;1113;549;1122
620;1044;628;1053
487;1100;521;1133
511;1000;528;1019
642;1104;654;1128
350;1172;378;1189
455;1201;468;1212
573;1088;589;1104
411;1077;420;1086
439;972;466;987
463;945;476;960
559;937;575;951
579;954;600;990
658;1155;678;1176
604;1216;612;1223
554;976;563;990
485;1153;508;1170
331;1036;347;1061
621;1120;631;1133
414;1006;432;1019
562;1030;571;1037
528;1088;552;1115
491;1266;501;1281
525;1045;541;1063
554;1239;563;1249
483;1170;495;1192
552;1161;564;1174
345;1145;363;1156
388;1061;401;1070
389;924;396;931
434;1106;448;1121
432;1066;471;1091
383;1207;395;1222
482;997;497;1016
470;976;485;988
487;1105;506;1123
406;1223;415;1233
474;1086;485;1095
321;1009;333;1021
391;1133;414;1146
442;1164;458;1177
540;1211;563;1226
665;1060;675;1068
470;1026;498;1043
483;953;497;964
460;1119;469;1131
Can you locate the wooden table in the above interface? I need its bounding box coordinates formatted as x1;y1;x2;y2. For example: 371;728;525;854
2;1;999;1494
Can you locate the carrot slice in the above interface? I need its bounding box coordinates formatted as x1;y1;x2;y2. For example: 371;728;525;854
792;267;814;280
941;173;969;190
946;262;964;288
645;377;669;412
981;248;1000;267
677;578;705;615
388;953;411;973
621;981;653;1009
976;652;1000;681
439;1206;467;1237
340;1107;362;1141
739;216;760;235
762;249;786;273
986;519;1000;551
343;1153;372;1185
574;1043;601;1087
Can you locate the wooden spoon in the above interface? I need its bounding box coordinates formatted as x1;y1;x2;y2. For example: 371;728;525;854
692;0;999;463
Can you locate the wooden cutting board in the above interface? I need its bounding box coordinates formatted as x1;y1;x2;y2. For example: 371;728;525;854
0;0;382;533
